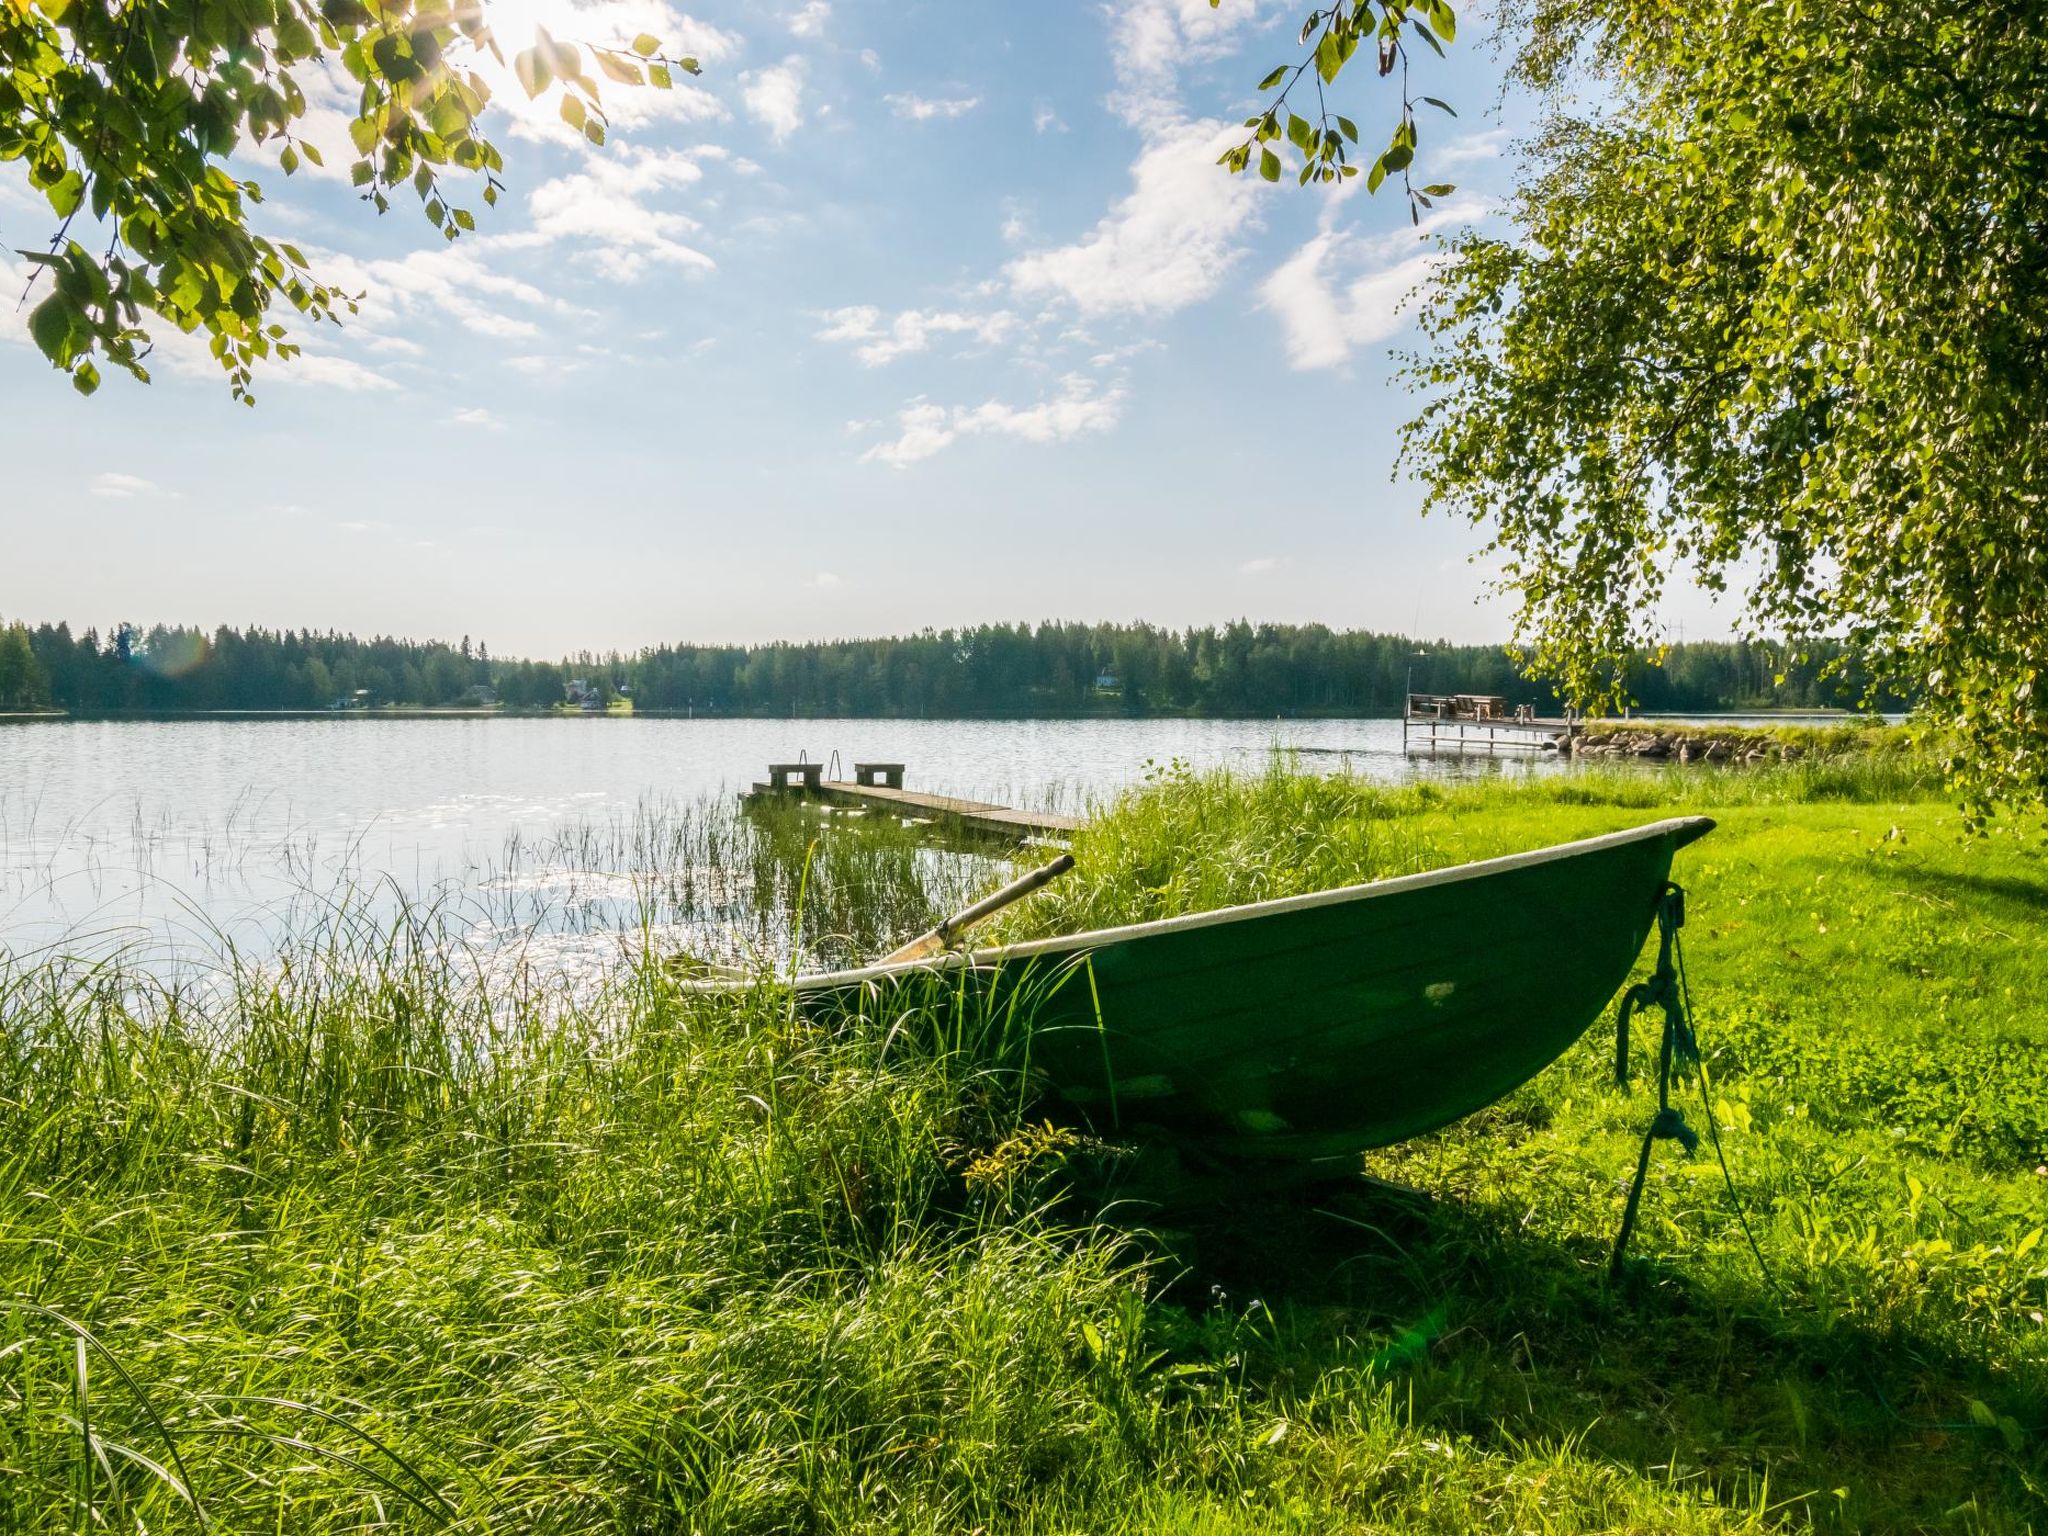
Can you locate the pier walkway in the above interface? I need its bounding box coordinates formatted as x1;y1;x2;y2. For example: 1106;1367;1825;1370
746;761;1081;842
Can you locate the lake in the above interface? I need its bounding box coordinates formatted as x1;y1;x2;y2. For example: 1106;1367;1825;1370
4;715;1561;965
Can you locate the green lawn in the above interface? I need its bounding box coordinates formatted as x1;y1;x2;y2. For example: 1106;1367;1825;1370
2;764;2044;1531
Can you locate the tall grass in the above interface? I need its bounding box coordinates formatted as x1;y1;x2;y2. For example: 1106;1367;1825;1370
0;903;1150;1532
4;749;2044;1531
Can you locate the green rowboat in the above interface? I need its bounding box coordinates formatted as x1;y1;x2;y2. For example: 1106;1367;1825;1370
711;816;1714;1165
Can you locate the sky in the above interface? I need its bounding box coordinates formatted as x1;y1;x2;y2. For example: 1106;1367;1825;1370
0;0;1727;658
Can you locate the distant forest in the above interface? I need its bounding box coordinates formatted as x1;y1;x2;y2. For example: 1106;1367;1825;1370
0;618;1907;717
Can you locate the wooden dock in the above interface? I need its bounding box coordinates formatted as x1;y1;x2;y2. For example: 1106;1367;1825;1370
1403;693;1580;755
745;761;1081;842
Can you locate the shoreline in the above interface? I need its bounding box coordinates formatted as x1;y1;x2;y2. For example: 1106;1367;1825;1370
1;707;1891;725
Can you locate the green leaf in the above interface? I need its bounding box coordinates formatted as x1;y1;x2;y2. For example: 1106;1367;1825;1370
280;144;300;175
631;32;660;56
1315;31;1342;82
514;46;552;98
1420;183;1455;197
45;171;84;219
1286;113;1312;150
560;94;586;130
1257;64;1288;91
71;358;100;395
648;63;672;90
1258;147;1281;182
27;292;78;364
1420;96;1457;116
1427;0;1456;43
1336;115;1358;143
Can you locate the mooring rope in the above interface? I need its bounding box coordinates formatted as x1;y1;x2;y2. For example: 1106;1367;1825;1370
1609;882;1776;1289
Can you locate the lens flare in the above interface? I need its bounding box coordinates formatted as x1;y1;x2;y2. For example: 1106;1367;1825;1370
137;630;210;678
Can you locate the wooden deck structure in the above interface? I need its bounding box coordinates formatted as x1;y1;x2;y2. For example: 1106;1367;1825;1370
1402;693;1581;756
747;762;1082;842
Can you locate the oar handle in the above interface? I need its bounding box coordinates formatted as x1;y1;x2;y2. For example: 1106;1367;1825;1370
881;853;1075;965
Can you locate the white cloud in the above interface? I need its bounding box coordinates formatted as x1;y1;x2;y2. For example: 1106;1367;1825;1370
311;244;585;346
0;257;33;350
1239;556;1287;575
452;406;506;430
861;373;1125;467
277;351;399;392
1107;0;1263;128
510;146;717;280
814;305;1015;366
788;0;829;37
814;305;880;343
806;570;842;588
858;47;880;71
1007;119;1260;317
1437;128;1509;169
1033;102;1066;134
1259;197;1489;370
1001;1;1266;317
741;57;806;144
886;93;980;122
91;472;174;499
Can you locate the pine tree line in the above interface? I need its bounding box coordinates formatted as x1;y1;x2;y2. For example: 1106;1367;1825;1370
0;618;1906;716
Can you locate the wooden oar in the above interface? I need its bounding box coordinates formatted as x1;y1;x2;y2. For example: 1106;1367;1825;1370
880;853;1076;965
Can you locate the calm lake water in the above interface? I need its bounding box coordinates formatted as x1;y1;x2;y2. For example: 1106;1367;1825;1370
4;715;1553;965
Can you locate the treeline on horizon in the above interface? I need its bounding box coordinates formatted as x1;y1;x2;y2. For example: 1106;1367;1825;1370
0;617;1907;717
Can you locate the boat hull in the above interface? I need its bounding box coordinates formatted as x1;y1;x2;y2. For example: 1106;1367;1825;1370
782;816;1713;1164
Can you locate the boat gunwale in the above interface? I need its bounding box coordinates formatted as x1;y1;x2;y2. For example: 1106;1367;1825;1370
684;814;1714;994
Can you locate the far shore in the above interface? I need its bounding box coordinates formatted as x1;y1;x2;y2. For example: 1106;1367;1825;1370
0;706;1887;725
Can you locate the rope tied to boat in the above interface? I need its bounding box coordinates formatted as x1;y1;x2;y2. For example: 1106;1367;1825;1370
1609;883;1699;1281
1612;884;1697;1090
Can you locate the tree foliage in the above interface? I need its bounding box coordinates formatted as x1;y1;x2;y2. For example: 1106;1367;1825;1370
1399;0;2048;812
1;0;696;398
12;615;1899;717
1215;0;1460;216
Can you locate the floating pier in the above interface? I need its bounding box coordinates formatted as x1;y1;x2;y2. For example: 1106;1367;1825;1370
1402;693;1580;756
747;761;1082;843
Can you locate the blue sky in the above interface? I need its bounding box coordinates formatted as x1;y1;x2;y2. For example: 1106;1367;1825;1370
2;0;1710;657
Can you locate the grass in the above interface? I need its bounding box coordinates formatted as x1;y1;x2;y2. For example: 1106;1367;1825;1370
3;756;2045;1531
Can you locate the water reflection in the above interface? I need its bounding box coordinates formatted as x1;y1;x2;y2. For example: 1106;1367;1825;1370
1;715;1550;967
